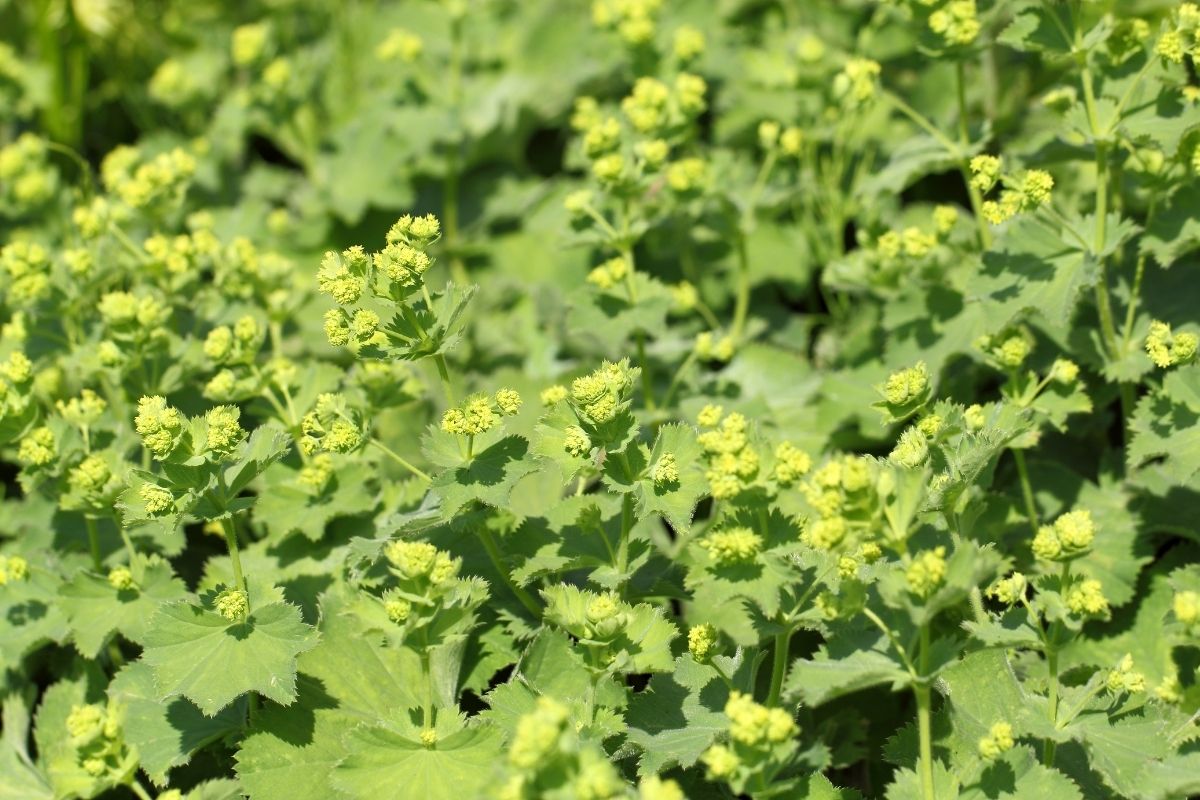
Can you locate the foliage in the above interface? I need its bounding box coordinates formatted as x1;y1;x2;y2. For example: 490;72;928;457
1;1;1198;799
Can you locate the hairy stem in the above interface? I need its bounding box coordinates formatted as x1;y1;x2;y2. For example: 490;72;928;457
1012;448;1039;536
766;626;793;707
84;516;103;571
369;439;431;482
955;61;992;250
916;623;935;800
220;515;248;601
444;12;468;287
478;527;541;617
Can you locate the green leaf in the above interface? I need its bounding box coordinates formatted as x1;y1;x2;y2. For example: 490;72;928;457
331;724;501;800
108;662;244;786
141;600;318;716
959;745;1083;800
625;656;730;774
971;218;1097;335
1142;184;1200;268
0;566;68;674
784;625;911;706
0;692;52;800
59;555;189;658
224;423;293;496
429;435;539;517
1128;391;1200;485
631;423;709;533
255;462;376;541
235;621;422;800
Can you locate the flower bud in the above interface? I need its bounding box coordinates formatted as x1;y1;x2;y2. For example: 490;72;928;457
977;721;1014;760
215;588;249;621
906;547;948;597
702;527;762;564
688;623;717;661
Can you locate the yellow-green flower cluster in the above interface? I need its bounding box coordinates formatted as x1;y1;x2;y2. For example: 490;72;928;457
0;133;55;208
100;145;196;210
563;425;592;458
442;389;521;436
1065;578;1109;617
231;22;270;67
0;554;29;585
204;405;246;455
17;426;56;467
881;361;930;408
508;695;571;769
638;775;685;800
889;426;930;469
1032;509;1095;562
1145;320;1198;368
977;721;1014;760
928;1;980;46
1105;654;1146;694
586;256;630;290
384;595;411;623
107;566;135;591
1173;590;1199;626
905;546;948;597
204;316;262;366
702;526;762;565
987;572;1027;605
772;441;812;485
694;330;734;362
698;410;758;499
798;456;875;550
384;540;460;585
570;359;637;426
376;28;424;63
591;0;663;47
975;326;1033;368
1155;4;1200;63
971;156;1055;225
215;588;249;621
135;396;183;459
833;58;882;107
66;454;113;500
1;240;52;306
140;483;174;516
300;393;364;455
651;453;679;486
688;623;717;661
700;692;796;784
672;24;705;63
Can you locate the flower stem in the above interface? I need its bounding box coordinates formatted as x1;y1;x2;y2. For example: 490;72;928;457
444;12;468;288
1012;448;1039;536
955;61;992;250
766;626;793;706
432;354;457;407
219;515;248;601
478;527;541;618
915;623;935;800
84;516;103;571
731;232;751;343
369;439;431;482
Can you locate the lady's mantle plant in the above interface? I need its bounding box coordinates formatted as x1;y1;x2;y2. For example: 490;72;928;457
1;2;1200;800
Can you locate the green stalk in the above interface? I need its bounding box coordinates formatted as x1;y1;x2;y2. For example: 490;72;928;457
955;61;992;250
84;516;103;571
765;626;793;707
432;354;457;407
1043;562;1069;765
444;12;468;287
219;516;248;601
731;233;752;343
915;623;935;800
420;648;434;731
619;244;656;410
1012;449;1039;536
479;527;541;617
369;439;431;482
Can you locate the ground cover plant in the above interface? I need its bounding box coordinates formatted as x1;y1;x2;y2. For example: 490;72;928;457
1;0;1199;798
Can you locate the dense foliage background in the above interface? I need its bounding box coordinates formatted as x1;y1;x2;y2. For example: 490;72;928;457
1;1;1199;798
